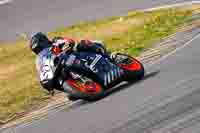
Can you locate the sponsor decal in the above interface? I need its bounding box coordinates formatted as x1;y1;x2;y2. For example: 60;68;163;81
85;54;102;73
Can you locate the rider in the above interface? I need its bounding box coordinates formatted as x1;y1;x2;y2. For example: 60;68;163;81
29;32;111;94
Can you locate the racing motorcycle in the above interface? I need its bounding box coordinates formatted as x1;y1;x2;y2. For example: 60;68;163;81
38;50;145;101
60;52;144;101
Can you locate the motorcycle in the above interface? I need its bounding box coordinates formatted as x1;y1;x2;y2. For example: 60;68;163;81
37;49;145;101
60;52;145;101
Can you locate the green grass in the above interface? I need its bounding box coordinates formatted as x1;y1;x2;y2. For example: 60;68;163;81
0;7;195;122
0;40;49;122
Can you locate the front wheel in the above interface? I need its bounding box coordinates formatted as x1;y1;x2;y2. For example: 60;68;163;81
114;53;145;81
62;77;105;101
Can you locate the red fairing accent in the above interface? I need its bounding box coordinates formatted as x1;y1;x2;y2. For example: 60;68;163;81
66;79;101;94
118;58;142;71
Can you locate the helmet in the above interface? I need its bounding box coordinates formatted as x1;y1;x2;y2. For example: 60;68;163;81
30;32;51;54
51;37;75;55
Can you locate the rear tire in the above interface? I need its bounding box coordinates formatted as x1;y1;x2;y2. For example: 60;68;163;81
114;53;145;81
133;63;145;80
125;62;145;82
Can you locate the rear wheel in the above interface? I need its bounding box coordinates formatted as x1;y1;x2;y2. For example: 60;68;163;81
63;77;105;101
114;53;145;81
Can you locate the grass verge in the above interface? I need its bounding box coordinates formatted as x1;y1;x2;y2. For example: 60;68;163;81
0;6;198;122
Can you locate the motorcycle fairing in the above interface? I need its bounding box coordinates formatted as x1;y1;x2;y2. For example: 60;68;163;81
36;48;56;81
70;52;125;86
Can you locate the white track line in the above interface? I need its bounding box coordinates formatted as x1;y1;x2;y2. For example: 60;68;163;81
147;33;200;67
1;100;81;133
0;0;12;5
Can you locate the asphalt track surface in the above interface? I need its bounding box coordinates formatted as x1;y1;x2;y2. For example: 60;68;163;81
3;0;200;133
0;0;193;41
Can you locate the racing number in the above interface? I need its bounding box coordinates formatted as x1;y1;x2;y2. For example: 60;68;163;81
40;65;53;81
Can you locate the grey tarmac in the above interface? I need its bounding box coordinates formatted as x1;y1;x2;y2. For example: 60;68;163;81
0;0;193;41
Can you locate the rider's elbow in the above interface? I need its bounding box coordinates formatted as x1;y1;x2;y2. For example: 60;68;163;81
40;79;55;92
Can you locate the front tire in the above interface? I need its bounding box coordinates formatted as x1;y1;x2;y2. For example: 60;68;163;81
62;78;105;101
